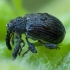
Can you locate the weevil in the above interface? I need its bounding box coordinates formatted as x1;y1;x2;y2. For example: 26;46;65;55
5;13;66;59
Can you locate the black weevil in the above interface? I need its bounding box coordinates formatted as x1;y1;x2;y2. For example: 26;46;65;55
5;13;66;59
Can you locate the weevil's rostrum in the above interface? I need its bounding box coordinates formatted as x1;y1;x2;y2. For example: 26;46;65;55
6;13;66;59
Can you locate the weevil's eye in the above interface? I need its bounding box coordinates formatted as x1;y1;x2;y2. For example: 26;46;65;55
6;23;11;28
6;24;9;27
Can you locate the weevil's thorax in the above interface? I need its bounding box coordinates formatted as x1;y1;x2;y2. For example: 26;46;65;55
7;17;26;35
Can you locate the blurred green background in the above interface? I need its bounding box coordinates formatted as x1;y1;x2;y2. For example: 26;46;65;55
0;0;70;70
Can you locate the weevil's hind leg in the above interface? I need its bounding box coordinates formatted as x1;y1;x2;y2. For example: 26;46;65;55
5;30;12;50
38;40;60;49
22;37;37;57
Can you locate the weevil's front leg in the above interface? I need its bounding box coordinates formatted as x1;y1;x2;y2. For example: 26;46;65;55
38;40;60;49
22;37;37;57
13;35;25;56
12;35;21;59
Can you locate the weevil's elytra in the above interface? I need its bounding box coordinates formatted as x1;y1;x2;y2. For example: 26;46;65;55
25;13;65;43
6;13;66;59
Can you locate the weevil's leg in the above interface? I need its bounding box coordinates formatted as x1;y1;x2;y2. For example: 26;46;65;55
18;39;25;56
12;35;21;59
5;29;12;50
13;35;25;56
26;37;37;53
22;37;37;57
14;34;25;55
38;40;60;49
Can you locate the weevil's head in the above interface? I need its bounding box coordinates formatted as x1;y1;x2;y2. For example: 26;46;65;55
6;18;16;32
6;17;27;50
6;17;26;35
